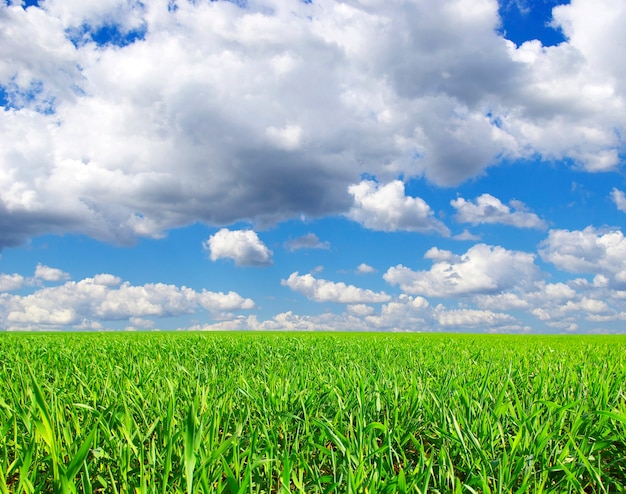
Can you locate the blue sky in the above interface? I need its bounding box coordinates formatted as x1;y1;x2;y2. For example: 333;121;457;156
2;0;626;333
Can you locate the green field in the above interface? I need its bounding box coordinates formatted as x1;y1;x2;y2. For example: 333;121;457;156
0;332;625;493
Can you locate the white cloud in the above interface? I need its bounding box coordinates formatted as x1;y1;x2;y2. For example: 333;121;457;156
367;295;430;330
0;272;255;329
539;227;626;286
347;304;375;316
197;290;256;312
424;247;455;262
282;272;391;304
266;125;303;151
453;229;481;241
451;193;547;229
433;306;517;329
1;264;70;292
347;180;450;235
201;293;533;333
356;263;376;274
205;229;273;267
611;188;626;212
0;273;26;292
284;233;330;252
92;273;122;286
34;263;70;282
128;316;155;330
384;243;541;297
1;0;626;246
475;282;576;312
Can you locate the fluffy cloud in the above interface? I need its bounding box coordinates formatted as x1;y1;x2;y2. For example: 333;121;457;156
282;272;391;304
201;294;531;333
205;229;273;266
433;307;518;329
0;272;255;329
0;273;26;292
451;193;547;229
384;244;541;297
610;188;626;212
284;233;330;252
34;263;70;282
2;0;625;247
347;304;375;316
0;264;70;292
539;227;626;286
356;263;376;274
347;180;450;235
475;282;576;312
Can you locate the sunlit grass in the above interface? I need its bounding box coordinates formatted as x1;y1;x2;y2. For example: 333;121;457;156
0;332;624;492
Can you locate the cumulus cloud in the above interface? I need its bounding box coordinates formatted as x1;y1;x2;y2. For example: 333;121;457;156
284;233;330;252
356;263;376;274
453;229;481;241
384;244;541;297
475;282;576;312
0;272;255;329
540;226;626;286
451;193;547;229
361;294;430;330
128;317;156;330
281;272;391;303
1;0;626;249
34;263;70;282
0;264;70;292
0;273;26;292
201;293;533;333
347;304;375;316
205;229;273;266
433;306;518;329
610;188;626;212
347;180;450;235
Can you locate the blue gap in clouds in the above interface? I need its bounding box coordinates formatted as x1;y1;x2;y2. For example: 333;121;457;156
90;23;147;47
498;0;569;47
8;0;41;8
67;23;147;48
0;86;8;109
0;80;55;114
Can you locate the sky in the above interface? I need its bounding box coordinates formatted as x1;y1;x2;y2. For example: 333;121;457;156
1;0;626;333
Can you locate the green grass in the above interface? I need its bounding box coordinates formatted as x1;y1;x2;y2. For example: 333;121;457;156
0;332;625;493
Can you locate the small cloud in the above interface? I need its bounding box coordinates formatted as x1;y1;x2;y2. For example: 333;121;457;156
539;226;626;287
384;243;541;297
282;272;391;303
204;228;273;267
34;263;70;282
347;180;450;236
0;273;26;292
128;317;155;329
91;274;123;286
356;263;376;274
434;307;517;328
451;193;547;229
347;304;375;316
610;188;626;213
453;229;481;241
284;233;330;252
424;247;456;262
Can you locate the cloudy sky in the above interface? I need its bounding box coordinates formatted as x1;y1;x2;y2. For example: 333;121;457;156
1;0;626;333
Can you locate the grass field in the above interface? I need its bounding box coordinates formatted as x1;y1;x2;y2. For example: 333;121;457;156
0;332;625;493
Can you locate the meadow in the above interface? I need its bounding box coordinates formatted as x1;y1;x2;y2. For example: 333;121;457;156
0;331;624;493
